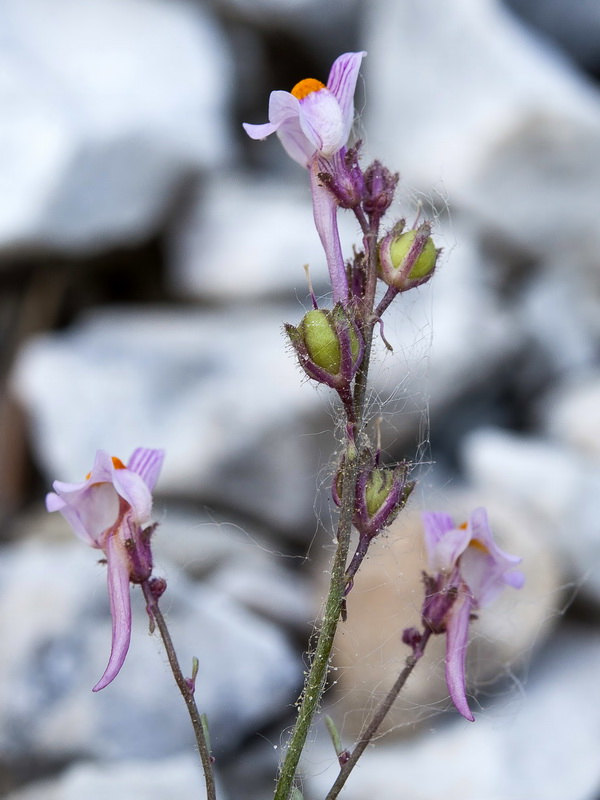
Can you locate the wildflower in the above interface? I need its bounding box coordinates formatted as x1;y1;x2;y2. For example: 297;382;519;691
242;51;365;168
420;508;524;720
243;52;365;306
46;448;164;691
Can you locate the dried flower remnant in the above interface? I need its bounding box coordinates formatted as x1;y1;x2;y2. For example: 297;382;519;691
417;508;524;720
46;448;164;691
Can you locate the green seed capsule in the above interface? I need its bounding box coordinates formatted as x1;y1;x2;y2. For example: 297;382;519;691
301;310;341;374
389;230;437;280
365;470;395;517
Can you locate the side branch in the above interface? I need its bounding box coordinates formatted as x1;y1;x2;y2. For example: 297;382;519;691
141;581;217;800
325;629;431;800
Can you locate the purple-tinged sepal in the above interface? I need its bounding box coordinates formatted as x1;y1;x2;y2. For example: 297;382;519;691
378;222;439;292
285;305;363;391
337;454;414;593
354;459;413;540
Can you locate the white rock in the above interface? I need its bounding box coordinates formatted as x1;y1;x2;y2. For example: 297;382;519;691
519;266;600;380
168;174;361;301
0;537;300;762
463;428;600;601
505;0;600;72
12;214;518;531
11;305;330;535
369;217;520;423
541;372;600;458
0;0;231;254
5;755;223;800
306;625;600;800
208;0;358;40
365;0;600;257
151;507;314;633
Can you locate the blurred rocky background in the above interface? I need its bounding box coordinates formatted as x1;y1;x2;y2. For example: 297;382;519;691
1;0;600;798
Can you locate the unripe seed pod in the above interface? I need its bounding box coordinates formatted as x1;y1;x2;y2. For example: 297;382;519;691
378;223;439;291
389;230;437;280
365;469;395;517
300;309;342;374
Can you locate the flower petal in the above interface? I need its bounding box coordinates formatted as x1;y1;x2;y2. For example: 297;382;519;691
112;468;153;525
298;89;345;156
277;116;319;166
127;448;164;492
326;52;366;142
242;91;300;142
268;90;301;126
461;508;524;606
49;481;119;546
444;589;475;721
422;512;470;572
242;121;279;140
309;158;349;305
92;533;132;691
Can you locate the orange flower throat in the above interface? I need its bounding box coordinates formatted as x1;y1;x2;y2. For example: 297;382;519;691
291;78;326;100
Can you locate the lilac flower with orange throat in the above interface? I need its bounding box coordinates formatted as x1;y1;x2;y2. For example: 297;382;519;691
420;508;524;720
243;52;365;306
46;448;164;691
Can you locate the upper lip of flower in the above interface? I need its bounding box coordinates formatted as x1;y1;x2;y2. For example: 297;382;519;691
46;448;164;691
243;51;366;167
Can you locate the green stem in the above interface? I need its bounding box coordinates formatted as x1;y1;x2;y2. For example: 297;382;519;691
325;630;432;800
141;581;217;800
273;200;383;800
273;437;359;800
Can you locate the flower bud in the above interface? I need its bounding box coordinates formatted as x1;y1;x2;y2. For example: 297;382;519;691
363;160;398;223
378;223;438;291
285;305;363;390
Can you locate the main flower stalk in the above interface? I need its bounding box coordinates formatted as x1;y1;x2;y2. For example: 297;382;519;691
245;52;440;799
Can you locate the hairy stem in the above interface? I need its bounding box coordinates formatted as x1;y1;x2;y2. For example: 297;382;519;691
274;202;383;799
325;629;432;800
273;439;359;800
141;581;216;800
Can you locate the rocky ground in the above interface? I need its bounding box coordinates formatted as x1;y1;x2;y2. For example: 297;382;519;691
2;0;600;798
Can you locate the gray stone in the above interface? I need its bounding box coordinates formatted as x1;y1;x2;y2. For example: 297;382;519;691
5;755;222;800
463;427;600;602
0;0;231;255
12;217;517;534
306;625;600;800
518;267;600;381
365;0;600;259
540;371;600;458
167;174;359;301
504;0;600;72
0;535;300;763
11;305;330;536
368;217;519;424
151;507;314;633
